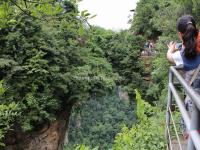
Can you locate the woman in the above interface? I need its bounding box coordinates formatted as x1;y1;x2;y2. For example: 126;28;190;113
167;15;200;139
167;15;200;70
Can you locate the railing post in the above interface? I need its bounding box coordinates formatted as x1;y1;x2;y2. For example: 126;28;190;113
166;70;173;149
166;66;200;150
187;104;200;150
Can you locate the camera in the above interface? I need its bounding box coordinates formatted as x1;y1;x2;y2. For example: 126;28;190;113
175;42;182;50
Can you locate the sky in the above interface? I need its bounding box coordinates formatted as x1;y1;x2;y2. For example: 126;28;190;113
78;0;139;31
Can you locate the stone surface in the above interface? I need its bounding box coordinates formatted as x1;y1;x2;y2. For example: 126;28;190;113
5;110;71;150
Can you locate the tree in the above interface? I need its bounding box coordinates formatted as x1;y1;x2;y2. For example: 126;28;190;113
92;28;147;99
0;1;116;149
68;94;136;149
131;0;162;39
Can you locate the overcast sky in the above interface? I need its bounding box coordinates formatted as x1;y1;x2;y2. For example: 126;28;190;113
78;0;139;31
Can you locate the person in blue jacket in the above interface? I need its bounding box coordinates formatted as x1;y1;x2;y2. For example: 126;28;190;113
167;15;200;139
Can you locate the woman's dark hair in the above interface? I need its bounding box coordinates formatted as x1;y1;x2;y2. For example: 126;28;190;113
177;15;199;59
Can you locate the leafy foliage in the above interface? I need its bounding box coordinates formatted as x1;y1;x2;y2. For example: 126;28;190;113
1;0;199;148
69;0;200;149
67;93;136;149
0;0;116;146
0;81;20;146
92;28;147;98
131;0;162;39
113;90;165;150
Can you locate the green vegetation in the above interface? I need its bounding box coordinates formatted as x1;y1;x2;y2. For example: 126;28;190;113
0;0;117;146
113;90;165;150
0;81;20;146
67;93;136;149
99;30;147;98
1;0;200;149
71;90;166;150
68;0;200;149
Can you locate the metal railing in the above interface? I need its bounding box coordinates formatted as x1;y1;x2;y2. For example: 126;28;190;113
166;66;200;150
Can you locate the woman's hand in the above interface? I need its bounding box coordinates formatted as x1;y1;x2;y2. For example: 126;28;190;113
167;41;177;53
167;41;177;63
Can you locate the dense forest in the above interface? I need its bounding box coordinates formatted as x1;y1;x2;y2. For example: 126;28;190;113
67;93;136;149
0;0;200;150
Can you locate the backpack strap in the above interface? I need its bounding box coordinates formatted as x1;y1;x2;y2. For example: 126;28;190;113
196;32;200;53
189;64;200;86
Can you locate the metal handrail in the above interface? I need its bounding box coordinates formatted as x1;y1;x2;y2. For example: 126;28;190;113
166;66;200;150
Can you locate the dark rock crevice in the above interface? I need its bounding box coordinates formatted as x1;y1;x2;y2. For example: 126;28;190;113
5;109;72;150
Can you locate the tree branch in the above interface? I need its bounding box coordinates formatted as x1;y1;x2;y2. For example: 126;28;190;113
26;0;55;4
10;0;28;15
10;0;48;22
